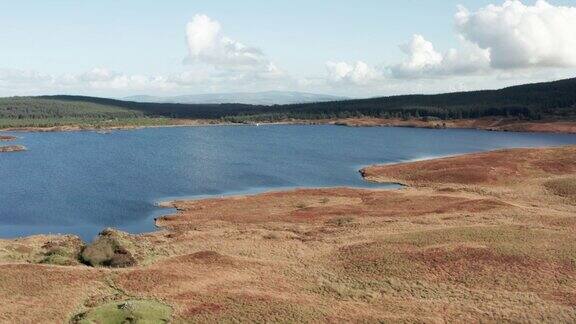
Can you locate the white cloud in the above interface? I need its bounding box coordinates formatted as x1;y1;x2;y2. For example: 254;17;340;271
0;65;294;96
441;39;492;74
182;14;289;90
456;0;576;69
397;35;443;72
70;68;172;91
326;61;380;85
390;35;490;78
391;35;442;78
0;68;51;84
0;68;177;95
389;0;576;78
185;14;271;71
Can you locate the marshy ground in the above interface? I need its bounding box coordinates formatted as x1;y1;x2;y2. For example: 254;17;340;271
0;146;575;322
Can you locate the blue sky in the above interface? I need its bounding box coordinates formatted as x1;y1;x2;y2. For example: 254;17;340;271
1;0;576;97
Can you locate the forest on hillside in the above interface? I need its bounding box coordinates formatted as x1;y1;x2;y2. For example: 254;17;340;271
1;77;575;127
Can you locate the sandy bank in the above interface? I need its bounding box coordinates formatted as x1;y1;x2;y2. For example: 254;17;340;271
1;146;575;322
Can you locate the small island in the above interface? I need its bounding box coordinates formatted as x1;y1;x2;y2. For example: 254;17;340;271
0;145;26;153
0;135;17;142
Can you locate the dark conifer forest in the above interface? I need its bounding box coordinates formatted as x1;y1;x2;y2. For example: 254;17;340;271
1;77;575;127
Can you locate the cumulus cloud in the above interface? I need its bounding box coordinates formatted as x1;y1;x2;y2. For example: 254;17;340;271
391;35;490;78
391;35;442;78
325;61;380;85
456;0;576;69
396;35;443;73
389;0;576;78
441;39;492;74
185;14;272;71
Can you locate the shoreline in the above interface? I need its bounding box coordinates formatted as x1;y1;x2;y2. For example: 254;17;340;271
1;117;576;134
2;144;570;240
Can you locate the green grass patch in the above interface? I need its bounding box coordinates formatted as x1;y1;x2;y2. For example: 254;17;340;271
72;300;172;324
40;247;79;266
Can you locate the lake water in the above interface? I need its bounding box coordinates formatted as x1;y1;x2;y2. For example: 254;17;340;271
2;125;576;240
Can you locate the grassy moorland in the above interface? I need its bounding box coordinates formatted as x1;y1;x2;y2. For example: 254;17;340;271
0;146;575;322
1;77;575;131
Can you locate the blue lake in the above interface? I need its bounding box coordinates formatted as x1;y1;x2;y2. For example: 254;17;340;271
1;125;576;240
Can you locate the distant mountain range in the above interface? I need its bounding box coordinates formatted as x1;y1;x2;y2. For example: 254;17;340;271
124;91;347;106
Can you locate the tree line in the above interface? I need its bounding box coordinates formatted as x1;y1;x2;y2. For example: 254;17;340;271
1;77;575;127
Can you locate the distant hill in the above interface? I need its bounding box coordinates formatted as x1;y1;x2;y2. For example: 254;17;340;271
0;77;575;128
124;91;347;105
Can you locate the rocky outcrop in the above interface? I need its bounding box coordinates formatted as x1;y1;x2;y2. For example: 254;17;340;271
0;135;17;142
80;228;136;268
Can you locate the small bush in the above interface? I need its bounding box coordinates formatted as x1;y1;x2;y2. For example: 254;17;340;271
40;247;77;266
325;216;354;227
295;202;308;209
545;177;576;201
